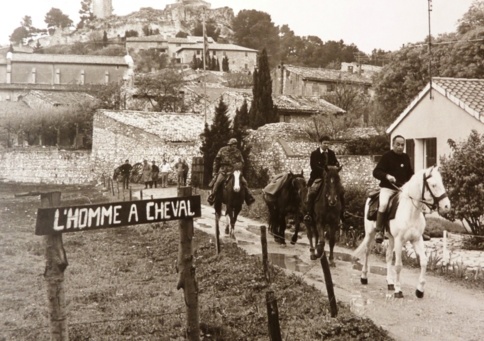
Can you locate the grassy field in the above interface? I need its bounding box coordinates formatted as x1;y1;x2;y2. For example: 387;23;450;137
0;183;391;341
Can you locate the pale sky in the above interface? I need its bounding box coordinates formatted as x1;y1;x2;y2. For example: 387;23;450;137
0;0;475;53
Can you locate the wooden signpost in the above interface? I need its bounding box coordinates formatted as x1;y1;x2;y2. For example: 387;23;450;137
32;192;202;341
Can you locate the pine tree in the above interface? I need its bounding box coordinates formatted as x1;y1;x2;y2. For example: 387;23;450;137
233;99;249;131
222;56;229;72
190;53;198;70
233;99;252;180
248;48;276;129
200;99;232;186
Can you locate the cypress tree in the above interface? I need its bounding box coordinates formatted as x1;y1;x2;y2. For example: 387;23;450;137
200;98;232;186
248;48;277;129
190;53;198;70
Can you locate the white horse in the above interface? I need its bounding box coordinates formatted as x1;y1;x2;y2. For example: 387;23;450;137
353;166;451;298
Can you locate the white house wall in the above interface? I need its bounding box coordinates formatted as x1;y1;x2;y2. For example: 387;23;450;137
391;89;484;170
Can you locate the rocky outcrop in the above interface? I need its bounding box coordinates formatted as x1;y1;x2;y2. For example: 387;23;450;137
36;2;234;48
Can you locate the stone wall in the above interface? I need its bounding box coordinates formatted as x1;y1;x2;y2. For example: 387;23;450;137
92;113;201;184
0;147;93;184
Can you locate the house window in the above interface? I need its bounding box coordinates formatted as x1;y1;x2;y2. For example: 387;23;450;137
197;50;201;55
213;51;216;55
244;63;248;69
425;138;437;167
348;66;354;73
327;84;335;92
312;83;319;96
280;115;291;123
406;139;415;170
245;52;248;57
223;51;226;56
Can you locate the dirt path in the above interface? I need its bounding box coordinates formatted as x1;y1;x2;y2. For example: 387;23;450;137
195;206;484;341
124;187;484;341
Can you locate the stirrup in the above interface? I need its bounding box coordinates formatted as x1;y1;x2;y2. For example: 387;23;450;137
303;214;312;223
246;196;255;205
375;231;384;244
207;194;215;206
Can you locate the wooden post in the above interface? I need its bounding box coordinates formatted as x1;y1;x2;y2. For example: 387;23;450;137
320;251;338;317
176;186;200;341
266;290;282;341
215;217;221;255
129;188;132;201
41;192;69;341
110;179;114;196
260;225;270;283
116;181;120;199
140;190;143;200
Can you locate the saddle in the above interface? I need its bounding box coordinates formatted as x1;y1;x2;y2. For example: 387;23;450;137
366;190;400;224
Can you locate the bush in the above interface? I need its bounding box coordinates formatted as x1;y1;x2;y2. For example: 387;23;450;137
346;135;389;155
246;165;270;189
343;183;368;232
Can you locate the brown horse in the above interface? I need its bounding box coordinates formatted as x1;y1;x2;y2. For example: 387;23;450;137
214;170;246;239
263;172;307;245
306;166;343;265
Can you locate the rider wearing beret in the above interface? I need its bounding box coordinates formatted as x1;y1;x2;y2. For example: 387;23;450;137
207;138;255;206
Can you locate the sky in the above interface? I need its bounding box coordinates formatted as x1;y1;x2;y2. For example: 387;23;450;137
0;0;475;53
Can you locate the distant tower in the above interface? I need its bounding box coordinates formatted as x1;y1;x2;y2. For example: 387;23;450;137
93;0;112;19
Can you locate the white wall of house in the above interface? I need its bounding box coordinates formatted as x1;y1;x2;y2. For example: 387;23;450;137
390;90;484;171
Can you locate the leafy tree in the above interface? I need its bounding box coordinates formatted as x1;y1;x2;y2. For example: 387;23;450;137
78;0;95;29
279;24;305;65
200;99;232;186
132;49;168;72
440;130;484;236
125;30;139;38
45;8;73;31
21;15;33;30
175;31;189;38
248;48;276;129
232;10;280;66
457;1;484;34
135;69;186;112
87;82;124;110
9;26;29;44
192;20;220;41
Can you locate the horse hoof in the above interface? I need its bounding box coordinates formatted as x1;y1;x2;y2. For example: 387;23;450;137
415;289;424;298
394;291;404;298
330;261;336;268
360;278;368;285
388;284;395;291
310;254;318;261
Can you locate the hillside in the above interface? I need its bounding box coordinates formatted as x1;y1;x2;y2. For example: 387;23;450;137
36;2;234;49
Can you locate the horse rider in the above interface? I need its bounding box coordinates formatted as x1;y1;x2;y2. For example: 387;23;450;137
373;135;414;243
207;138;256;206
304;135;345;223
118;159;132;190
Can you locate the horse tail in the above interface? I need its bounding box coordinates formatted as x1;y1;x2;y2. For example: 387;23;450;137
352;198;372;260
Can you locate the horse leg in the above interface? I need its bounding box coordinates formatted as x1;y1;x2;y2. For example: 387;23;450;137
306;223;317;260
278;213;287;245
316;222;325;258
386;236;396;292
290;218;300;245
412;238;427;298
393;238;404;298
328;223;336;267
224;207;231;235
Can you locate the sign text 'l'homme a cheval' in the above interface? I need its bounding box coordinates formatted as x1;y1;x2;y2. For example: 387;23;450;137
35;196;201;235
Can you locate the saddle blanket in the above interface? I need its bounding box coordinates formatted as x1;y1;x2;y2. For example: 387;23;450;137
263;172;290;196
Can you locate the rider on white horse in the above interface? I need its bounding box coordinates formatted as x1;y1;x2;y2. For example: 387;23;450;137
372;135;413;243
207;138;255;206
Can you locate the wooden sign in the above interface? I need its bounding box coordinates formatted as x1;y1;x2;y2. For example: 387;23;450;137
35;195;201;235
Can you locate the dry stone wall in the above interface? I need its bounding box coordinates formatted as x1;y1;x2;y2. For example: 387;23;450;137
0;147;93;184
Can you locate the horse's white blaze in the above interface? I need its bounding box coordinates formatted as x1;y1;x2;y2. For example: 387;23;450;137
233;170;241;192
354;166;451;297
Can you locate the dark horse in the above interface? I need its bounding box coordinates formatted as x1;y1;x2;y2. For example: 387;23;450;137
263;172;307;245
214;170;246;239
306;166;343;265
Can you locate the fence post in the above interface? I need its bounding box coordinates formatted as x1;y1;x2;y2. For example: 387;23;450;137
41;192;69;341
176;186;200;341
320;251;338;317
260;225;270;283
266;290;282;341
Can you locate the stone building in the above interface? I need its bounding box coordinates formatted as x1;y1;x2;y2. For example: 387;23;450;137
272;64;374;99
0;52;133;101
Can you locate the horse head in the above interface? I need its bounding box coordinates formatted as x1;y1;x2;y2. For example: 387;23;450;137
422;166;451;214
290;172;308;210
232;170;241;192
324;167;342;207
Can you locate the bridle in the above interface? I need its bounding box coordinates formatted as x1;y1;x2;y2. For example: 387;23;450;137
421;168;448;211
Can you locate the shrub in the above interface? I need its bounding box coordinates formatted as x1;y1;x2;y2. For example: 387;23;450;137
346;135;389;155
343;183;368;232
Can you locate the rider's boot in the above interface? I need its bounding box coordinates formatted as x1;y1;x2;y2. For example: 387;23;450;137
375;212;385;244
303;189;316;223
245;188;255;205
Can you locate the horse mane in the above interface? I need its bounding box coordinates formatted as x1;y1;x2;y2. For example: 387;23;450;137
323;167;342;188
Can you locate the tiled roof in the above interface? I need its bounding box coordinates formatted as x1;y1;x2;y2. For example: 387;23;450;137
274;95;345;115
101;110;204;142
387;77;484;133
282;64;373;85
167;36;215;44
176;43;258;53
127;35;167;42
11;53;129;66
185;85;251;102
22;90;96;107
